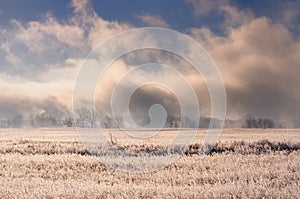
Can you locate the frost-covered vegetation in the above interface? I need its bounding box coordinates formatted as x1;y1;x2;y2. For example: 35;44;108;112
0;128;299;198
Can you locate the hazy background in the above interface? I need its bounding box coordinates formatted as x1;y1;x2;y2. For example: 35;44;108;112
0;0;300;127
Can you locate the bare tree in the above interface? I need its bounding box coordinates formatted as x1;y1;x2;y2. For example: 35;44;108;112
0;119;13;128
89;109;97;128
75;107;90;127
243;114;275;128
34;112;57;127
181;115;197;128
62;117;74;127
114;115;124;128
101;115;113;128
165;113;179;128
12;115;24;128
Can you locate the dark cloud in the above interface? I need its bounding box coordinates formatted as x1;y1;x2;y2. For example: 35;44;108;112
128;84;181;126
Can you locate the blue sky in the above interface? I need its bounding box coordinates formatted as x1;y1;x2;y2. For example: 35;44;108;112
1;0;299;34
0;0;300;126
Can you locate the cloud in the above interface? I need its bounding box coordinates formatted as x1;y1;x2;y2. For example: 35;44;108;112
185;0;226;16
0;0;133;118
0;17;88;78
128;85;180;125
137;14;169;28
220;4;254;28
186;2;300;121
273;1;300;33
0;42;24;67
12;16;86;53
70;0;93;14
189;16;300;121
0;95;70;120
92;51;210;124
69;0;132;47
0;67;73;119
186;0;254;28
0;0;299;127
0;0;132;78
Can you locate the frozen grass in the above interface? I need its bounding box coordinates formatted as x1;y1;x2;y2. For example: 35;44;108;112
0;128;299;198
0;139;299;156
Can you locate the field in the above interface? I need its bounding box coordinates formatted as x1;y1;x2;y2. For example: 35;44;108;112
0;128;299;198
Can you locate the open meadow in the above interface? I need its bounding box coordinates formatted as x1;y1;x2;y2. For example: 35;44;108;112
0;128;299;198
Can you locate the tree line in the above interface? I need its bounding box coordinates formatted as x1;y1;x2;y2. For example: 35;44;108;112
0;107;280;129
242;114;276;128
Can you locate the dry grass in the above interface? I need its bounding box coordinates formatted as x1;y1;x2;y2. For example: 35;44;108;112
0;128;299;198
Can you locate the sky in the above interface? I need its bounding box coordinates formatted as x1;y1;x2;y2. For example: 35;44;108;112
0;0;300;126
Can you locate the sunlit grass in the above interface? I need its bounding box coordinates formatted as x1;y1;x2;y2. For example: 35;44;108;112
0;128;299;198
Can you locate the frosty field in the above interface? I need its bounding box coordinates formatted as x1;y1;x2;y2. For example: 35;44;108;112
0;128;299;198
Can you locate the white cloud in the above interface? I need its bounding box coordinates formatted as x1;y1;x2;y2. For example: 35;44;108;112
0;0;132;75
185;1;300;120
137;14;169;28
87;17;132;48
69;0;132;47
185;0;227;16
186;0;254;28
0;0;133;117
10;13;88;53
220;5;254;28
273;1;300;33
0;42;23;67
189;16;300;120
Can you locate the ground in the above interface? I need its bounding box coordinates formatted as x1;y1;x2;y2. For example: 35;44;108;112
0;128;299;198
